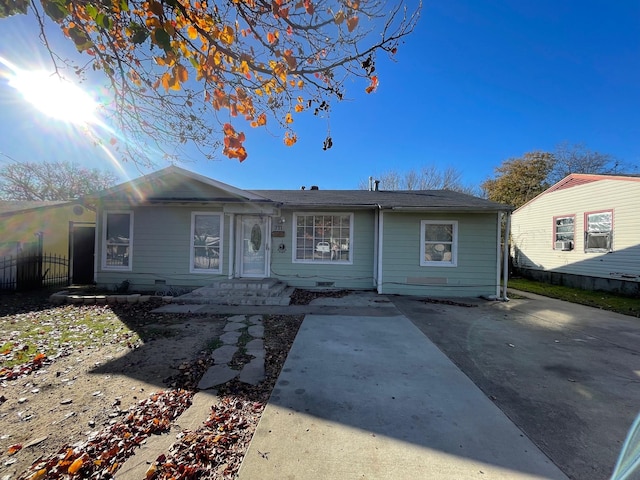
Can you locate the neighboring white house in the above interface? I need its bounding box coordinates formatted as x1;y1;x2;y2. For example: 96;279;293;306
511;173;640;295
87;166;513;298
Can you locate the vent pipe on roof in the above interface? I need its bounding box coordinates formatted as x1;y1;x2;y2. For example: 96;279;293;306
374;180;380;191
310;185;319;190
301;186;306;190
368;176;373;191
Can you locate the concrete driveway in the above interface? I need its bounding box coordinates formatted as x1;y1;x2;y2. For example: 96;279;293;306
392;290;640;480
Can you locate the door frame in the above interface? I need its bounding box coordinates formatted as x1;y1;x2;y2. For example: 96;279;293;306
236;215;271;278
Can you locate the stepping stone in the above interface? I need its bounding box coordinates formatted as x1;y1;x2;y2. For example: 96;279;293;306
248;325;264;338
198;365;239;389
212;345;238;364
248;315;263;325
227;315;246;323
245;339;264;357
220;331;241;345
223;321;245;332
238;358;265;385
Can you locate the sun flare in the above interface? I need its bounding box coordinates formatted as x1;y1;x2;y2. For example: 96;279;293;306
1;56;98;125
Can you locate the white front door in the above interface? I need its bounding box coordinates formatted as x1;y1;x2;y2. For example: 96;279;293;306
239;216;269;277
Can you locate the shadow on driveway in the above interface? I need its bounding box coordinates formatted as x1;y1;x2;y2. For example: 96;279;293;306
393;291;640;480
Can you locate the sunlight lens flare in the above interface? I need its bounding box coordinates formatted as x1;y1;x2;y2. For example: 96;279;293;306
1;56;98;125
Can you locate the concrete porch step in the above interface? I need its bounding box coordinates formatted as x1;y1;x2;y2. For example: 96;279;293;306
176;280;294;306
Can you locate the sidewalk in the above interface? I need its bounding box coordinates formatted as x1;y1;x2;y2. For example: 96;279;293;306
237;313;567;479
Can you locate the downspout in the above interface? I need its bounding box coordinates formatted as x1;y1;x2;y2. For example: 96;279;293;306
373;207;379;289
502;211;511;301
376;207;384;294
228;213;235;279
495;211;502;299
93;212;100;283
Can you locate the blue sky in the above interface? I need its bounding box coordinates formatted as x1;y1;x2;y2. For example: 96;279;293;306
0;0;638;190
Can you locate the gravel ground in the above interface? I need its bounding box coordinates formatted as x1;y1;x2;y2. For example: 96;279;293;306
0;290;304;479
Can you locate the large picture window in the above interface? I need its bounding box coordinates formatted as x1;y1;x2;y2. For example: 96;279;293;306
191;213;223;273
420;220;458;267
294;213;352;263
103;212;133;270
585;210;613;253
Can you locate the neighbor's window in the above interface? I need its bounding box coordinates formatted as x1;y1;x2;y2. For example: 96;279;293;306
421;220;458;267
294;213;352;263
191;213;223;273
554;216;575;248
104;212;133;270
585;210;613;252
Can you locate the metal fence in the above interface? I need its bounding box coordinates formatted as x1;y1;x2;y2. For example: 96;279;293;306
0;252;70;291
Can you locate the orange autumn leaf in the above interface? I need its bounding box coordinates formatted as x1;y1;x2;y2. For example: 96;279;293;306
219;25;234;45
33;352;46;363
365;75;378;94
267;31;279;44
7;444;22;455
285;112;293;123
176;65;188;83
346;16;359;32
145;464;157;479
68;456;84;474
283;132;297;146
187;25;197;39
250;112;267;127
283;49;296;69
28;469;47;480
304;0;314;15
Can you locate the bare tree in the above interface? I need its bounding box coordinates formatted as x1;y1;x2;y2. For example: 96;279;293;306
360;166;478;194
549;142;629;184
0;161;118;200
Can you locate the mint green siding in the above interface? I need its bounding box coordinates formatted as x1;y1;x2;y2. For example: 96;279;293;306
270;209;376;289
96;206;230;291
380;212;500;297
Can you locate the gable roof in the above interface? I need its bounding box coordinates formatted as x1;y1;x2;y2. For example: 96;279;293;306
544;173;640;195
515;173;640;212
0;201;72;217
89;166;511;211
89;165;272;204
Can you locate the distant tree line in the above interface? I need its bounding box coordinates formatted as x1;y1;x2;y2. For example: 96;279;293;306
361;142;635;210
0;160;118;201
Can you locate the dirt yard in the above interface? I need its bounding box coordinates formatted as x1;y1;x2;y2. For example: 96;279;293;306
0;291;303;479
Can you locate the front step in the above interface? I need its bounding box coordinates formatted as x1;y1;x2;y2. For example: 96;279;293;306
176;279;294;306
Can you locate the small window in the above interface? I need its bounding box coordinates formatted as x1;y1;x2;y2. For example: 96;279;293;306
554;216;575;250
191;213;223;273
585;210;613;253
294;213;352;263
103;212;133;270
421;220;458;267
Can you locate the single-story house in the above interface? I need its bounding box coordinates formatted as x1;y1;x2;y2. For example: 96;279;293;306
511;173;640;295
88;166;512;298
0;201;96;287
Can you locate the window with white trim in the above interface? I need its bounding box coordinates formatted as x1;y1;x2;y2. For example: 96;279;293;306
420;220;458;267
190;213;223;273
585;210;613;252
103;212;133;270
294;213;352;263
554;216;575;249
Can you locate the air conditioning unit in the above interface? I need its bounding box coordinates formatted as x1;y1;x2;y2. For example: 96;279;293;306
555;241;573;251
